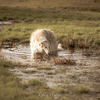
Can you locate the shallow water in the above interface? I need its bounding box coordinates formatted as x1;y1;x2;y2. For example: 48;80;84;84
0;44;99;66
0;21;12;25
1;45;32;65
0;45;100;88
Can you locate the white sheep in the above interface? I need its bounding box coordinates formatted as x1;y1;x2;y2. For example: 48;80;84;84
30;29;58;59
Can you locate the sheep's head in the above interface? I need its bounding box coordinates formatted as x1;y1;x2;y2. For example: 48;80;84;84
39;41;50;55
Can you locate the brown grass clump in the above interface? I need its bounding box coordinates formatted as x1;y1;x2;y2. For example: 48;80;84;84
54;58;76;65
0;41;18;48
61;35;95;49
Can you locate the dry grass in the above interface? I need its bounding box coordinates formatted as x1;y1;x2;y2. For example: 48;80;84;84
54;58;76;65
0;0;100;10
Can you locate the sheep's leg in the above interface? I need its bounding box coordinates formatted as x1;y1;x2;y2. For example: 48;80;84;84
31;47;36;60
50;43;58;56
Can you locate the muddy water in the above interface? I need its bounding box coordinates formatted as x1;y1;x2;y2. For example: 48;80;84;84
1;45;32;65
0;45;99;66
0;45;100;89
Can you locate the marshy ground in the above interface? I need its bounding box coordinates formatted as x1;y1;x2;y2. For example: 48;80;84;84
0;44;100;100
0;0;100;100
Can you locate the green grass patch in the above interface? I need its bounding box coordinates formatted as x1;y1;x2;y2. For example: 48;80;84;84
0;6;100;22
0;20;100;47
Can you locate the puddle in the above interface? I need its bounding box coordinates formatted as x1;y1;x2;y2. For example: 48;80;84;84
0;20;23;31
0;21;13;25
0;45;100;89
0;45;99;66
0;45;32;65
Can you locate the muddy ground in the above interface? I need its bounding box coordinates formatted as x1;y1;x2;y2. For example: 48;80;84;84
0;44;100;99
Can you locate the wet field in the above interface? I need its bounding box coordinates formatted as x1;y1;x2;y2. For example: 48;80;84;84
0;44;100;94
0;2;100;99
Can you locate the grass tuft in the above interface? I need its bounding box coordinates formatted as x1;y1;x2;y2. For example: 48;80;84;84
22;70;37;73
27;79;42;86
73;85;89;94
38;65;53;70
